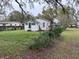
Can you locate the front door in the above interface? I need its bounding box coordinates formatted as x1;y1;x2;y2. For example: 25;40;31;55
29;23;31;28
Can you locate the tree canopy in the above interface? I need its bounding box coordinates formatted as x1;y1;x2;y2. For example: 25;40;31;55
7;10;35;22
0;0;79;24
0;0;79;14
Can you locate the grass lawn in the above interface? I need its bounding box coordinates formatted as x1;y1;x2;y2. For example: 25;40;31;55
62;28;79;42
0;30;40;57
23;28;79;59
0;28;79;59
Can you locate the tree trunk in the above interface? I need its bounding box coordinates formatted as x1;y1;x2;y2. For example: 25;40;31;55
49;20;53;31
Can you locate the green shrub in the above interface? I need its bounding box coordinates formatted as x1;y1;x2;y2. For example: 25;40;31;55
30;32;52;49
30;26;64;49
53;26;64;37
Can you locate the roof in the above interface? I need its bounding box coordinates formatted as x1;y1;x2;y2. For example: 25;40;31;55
36;19;49;22
0;22;21;24
25;18;59;24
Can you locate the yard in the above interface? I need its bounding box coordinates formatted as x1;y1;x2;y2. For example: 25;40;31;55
0;28;79;59
23;28;79;59
0;30;40;58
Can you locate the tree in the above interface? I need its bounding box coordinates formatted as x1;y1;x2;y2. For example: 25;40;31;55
26;14;35;21
41;8;56;31
0;0;78;14
57;6;75;28
7;10;35;23
8;11;26;23
0;0;78;24
36;13;42;19
41;5;77;29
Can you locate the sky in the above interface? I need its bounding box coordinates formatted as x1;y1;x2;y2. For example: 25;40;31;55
5;0;79;16
6;0;46;16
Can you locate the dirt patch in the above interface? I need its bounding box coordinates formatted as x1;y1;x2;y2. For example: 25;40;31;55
22;40;79;59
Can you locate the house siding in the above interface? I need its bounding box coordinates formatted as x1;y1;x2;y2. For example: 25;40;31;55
24;19;50;31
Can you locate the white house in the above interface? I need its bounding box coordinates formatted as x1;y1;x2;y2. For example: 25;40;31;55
24;19;50;31
24;21;39;31
36;19;50;31
24;19;59;31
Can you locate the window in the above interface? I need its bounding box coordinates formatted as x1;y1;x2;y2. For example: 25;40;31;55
43;22;45;27
32;22;35;25
3;24;5;26
29;23;31;28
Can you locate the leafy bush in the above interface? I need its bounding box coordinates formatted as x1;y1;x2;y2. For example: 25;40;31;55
53;26;64;37
30;26;64;49
29;32;52;49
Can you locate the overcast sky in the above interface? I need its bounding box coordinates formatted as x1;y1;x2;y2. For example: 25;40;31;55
6;0;79;16
6;0;46;16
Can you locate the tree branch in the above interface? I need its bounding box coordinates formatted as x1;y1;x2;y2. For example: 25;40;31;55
15;0;27;15
55;0;66;14
44;0;66;14
15;0;27;23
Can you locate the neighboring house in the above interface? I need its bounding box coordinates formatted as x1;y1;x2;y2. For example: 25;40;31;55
76;21;79;28
24;19;59;31
0;22;22;26
0;22;23;31
69;20;79;28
